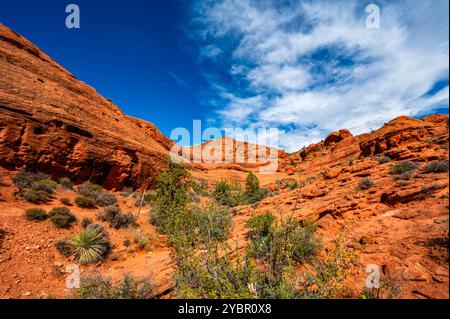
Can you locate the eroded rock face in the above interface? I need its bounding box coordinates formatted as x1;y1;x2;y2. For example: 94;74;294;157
324;129;353;146
359;116;449;158
0;25;170;190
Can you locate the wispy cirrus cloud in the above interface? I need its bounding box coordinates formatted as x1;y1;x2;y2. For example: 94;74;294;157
169;70;189;88
190;0;449;151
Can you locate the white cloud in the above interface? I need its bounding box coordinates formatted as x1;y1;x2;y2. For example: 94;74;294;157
191;0;449;152
200;44;223;60
168;71;188;88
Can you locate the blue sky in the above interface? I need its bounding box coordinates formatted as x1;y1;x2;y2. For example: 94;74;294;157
1;0;448;151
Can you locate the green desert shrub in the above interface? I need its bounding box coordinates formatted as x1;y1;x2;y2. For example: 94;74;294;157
395;171;415;181
285;181;298;190
48;206;71;216
246;214;321;266
189;181;202;193
358;178;375;190
58;177;73;189
31;179;57;194
97;205;136;229
82;217;93;228
23;189;51;204
60;224;110;264
48;207;76;229
0;228;6;241
212;181;244;207
422;160;449;173
24;208;48;221
120;187;134;197
133;231;152;252
123;239;131;247
76;183;116;207
390;161;419;175
13;171;56;204
95;193;117;207
244;172;268;204
150;161;190;235
55;240;72;258
78;183;102;193
212;180;230;202
174;245;256;299
301;230;359;298
13;171;49;191
77;183;99;198
151;205;232;246
246;212;276;238
76;274;157;299
245;188;269;204
174;242;310;299
245;172;260;196
75;196;96;208
60;197;72;206
378;156;391;164
194;206;232;243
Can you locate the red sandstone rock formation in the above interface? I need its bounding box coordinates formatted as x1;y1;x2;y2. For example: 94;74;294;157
0;25;171;190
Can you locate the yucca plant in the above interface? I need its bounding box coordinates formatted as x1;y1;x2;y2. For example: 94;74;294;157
66;226;109;264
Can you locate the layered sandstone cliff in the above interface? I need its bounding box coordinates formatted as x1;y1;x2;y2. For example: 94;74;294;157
0;25;170;190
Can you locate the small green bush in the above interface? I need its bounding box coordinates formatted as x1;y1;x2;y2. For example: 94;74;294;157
88;183;103;192
120;187;134;197
77;184;98;198
97;205;137;229
246;212;276;238
123;239;131;247
212;180;230;202
174;245;255;299
14;172;55;204
246;215;321;266
422;160;449;173
13;171;49;191
151;205;232;245
48;207;76;229
390;161;419;175
31;179;57;194
82;217;93;228
133;231;152;252
395;171;415;180
212;181;244;207
23;189;51;204
24;208;48;221
75;196;96;208
245;172;260;196
189;181;202;193
60;197;72;206
195;206;232;242
55;240;72;257
48;206;71;217
95;193;118;207
58;177;73;189
76;274;157;299
378;156;391;164
285;181;298;190
358;178;375;190
245;188;269;204
77;183;117;207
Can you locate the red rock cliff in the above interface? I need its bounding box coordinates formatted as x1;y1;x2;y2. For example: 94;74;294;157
0;25;171;190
